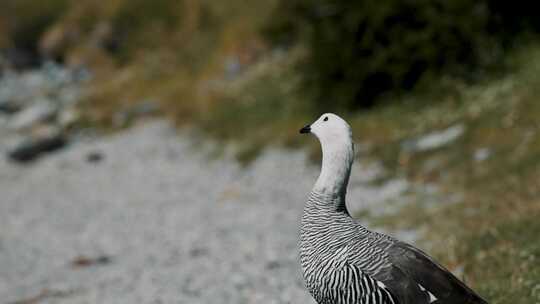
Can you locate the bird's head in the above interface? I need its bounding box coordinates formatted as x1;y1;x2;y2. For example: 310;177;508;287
299;113;352;147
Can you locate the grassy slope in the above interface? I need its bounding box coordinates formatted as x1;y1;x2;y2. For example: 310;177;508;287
353;46;540;303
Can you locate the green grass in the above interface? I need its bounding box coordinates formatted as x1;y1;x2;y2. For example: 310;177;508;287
351;45;540;303
0;0;69;50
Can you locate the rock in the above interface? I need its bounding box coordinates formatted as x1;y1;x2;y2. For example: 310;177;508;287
224;56;242;79
71;255;111;268
0;62;87;164
8;101;57;130
474;148;491;162
57;107;80;128
189;247;209;258
7;127;67;163
0;62;87;114
265;260;282;270
86;151;104;163
402;124;465;153
0;99;21;114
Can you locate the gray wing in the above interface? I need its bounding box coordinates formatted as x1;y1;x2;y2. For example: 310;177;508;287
379;241;488;304
345;232;433;304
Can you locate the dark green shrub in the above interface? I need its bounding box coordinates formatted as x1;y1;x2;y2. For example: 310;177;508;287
109;0;182;62
0;0;69;66
265;0;537;109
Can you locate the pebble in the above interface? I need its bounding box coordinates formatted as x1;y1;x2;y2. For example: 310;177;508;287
6;126;66;163
8;100;57;131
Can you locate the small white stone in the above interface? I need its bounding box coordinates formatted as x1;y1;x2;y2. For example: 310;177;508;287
474;148;491;162
8;101;56;130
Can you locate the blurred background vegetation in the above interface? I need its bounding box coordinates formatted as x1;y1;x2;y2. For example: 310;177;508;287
1;1;539;303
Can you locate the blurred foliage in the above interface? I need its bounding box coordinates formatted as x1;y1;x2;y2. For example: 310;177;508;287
109;0;182;62
4;0;539;112
0;0;69;65
0;0;280;125
265;0;540;109
353;44;540;303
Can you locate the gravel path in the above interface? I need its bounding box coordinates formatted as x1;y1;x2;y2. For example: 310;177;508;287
0;121;408;304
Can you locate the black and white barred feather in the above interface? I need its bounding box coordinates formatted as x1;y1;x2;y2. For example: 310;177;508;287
299;192;488;304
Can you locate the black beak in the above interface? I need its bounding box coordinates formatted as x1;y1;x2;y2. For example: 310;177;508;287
299;124;311;134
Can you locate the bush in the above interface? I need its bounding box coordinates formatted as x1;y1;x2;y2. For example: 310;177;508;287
110;0;182;62
0;0;69;67
265;0;538;109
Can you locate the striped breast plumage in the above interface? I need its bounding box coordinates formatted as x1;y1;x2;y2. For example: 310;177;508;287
299;193;398;304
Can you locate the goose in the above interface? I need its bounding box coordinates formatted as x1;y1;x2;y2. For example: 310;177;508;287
298;113;488;304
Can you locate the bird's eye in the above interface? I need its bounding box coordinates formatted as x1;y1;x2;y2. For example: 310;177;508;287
323;117;328;121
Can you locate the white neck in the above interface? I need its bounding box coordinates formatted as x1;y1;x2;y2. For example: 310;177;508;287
312;137;354;202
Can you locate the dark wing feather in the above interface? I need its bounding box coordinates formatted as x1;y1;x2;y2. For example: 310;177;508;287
376;264;432;304
386;241;488;304
347;234;432;304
